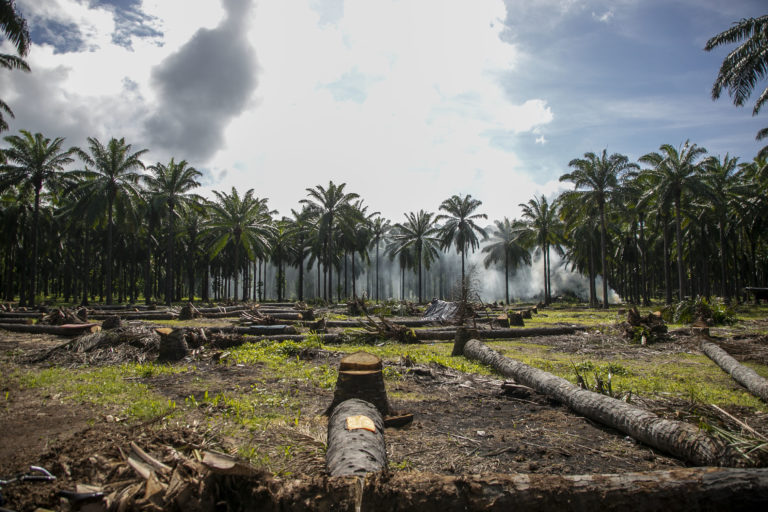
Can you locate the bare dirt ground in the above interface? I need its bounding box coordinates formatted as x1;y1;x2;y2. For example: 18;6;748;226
2;314;768;510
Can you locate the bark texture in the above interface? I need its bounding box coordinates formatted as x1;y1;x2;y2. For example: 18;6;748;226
326;398;387;477
327;352;390;416
463;339;739;467
701;338;768;402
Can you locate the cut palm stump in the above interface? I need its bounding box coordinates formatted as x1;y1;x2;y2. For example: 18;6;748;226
463;338;743;467
326;398;387;477
701;337;768;402
326;351;391;416
156;328;188;362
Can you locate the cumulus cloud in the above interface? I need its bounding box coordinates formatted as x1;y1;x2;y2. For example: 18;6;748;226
144;0;257;163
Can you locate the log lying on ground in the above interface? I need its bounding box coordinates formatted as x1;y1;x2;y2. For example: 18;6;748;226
326;398;387;477
326;318;443;328
0;317;34;324
463;339;740;466
0;311;42;318
413;325;587;341
701;337;768;402
89;311;178;320
0;322;101;336
208;333;344;349
205;325;298;336
358;467;768;511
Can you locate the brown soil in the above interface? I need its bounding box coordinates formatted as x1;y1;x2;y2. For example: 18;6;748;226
1;316;768;511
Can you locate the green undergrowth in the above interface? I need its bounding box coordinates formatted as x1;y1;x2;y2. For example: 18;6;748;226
12;363;188;421
485;340;768;411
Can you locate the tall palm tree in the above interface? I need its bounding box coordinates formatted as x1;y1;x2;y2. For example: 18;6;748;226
388;210;440;303
287;206;313;301
639;141;708;301
206;187;273;301
481;217;531;305
144;158;202;305
369;216;391;302
436;194;487;283
0;0;30;133
700;154;744;302
300;181;358;301
71;137;147;304
561;150;637;308
518;195;561;305
0;130;75;305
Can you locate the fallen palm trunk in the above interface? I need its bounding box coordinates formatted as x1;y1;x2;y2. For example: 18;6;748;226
326;318;444;328
0;322;101;335
0;311;41;318
701;338;768;402
326;398;387;477
205;325;298;336
414;325;586;341
463;339;739;466
194;305;252;314
209;333;343;349
0;317;34;324
89;311;178;320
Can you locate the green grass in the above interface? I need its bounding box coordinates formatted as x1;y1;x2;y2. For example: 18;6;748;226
484;339;768;410
13;363;188;421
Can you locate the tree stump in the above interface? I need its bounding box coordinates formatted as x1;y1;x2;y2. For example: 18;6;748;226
101;315;121;330
452;327;477;356
157;328;188;362
326;352;390;416
326;398;387;477
507;311;524;326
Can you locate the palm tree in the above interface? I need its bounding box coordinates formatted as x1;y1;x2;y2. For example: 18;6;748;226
436;194;487;283
71;137;147;304
369;216;391;302
518;195;561;305
639;141;708;301
287;206;313;301
0;0;30;133
0;131;75;305
706;15;768;155
561;150;638;308
388;210;440;303
481;217;531;304
300;181;358;301
144;158;202;305
206;187;273;301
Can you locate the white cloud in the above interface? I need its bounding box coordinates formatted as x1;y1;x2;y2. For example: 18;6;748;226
7;0;556;223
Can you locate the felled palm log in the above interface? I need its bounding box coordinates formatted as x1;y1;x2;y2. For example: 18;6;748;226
0;322;100;336
239;310;276;325
326;398;387;477
0;311;41;318
88;311;179;320
701;338;768;402
205;325;298;336
39;307;88;325
209;332;343;349
359;468;768;511
463;339;741;467
326;352;391;416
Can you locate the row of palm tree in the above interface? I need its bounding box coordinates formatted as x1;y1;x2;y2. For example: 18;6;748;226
0;127;767;307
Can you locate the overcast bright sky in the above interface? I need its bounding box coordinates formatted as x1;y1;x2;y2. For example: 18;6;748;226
2;0;766;222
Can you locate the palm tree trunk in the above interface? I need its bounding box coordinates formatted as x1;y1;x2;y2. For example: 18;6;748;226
463;340;735;466
418;247;423;303
719;220;729;302
674;197;685;301
30;186;41;306
233;243;239;301
662;216;672;304
541;244;548;304
375;241;380;302
639;216;650;306
166;207;174;306
106;198;114;305
504;249;509;305
599;205;609;309
352;251;357;298
81;230;89;306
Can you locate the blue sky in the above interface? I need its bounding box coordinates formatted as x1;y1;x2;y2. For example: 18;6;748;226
2;0;766;222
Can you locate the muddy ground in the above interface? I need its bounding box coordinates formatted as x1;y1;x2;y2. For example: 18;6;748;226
2;314;768;510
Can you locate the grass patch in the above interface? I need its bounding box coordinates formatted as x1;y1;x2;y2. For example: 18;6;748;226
13;363;188;421
485;340;768;411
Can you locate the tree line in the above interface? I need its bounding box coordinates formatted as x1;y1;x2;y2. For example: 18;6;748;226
0;131;766;308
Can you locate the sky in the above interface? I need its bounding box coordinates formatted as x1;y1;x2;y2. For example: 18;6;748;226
2;0;766;224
